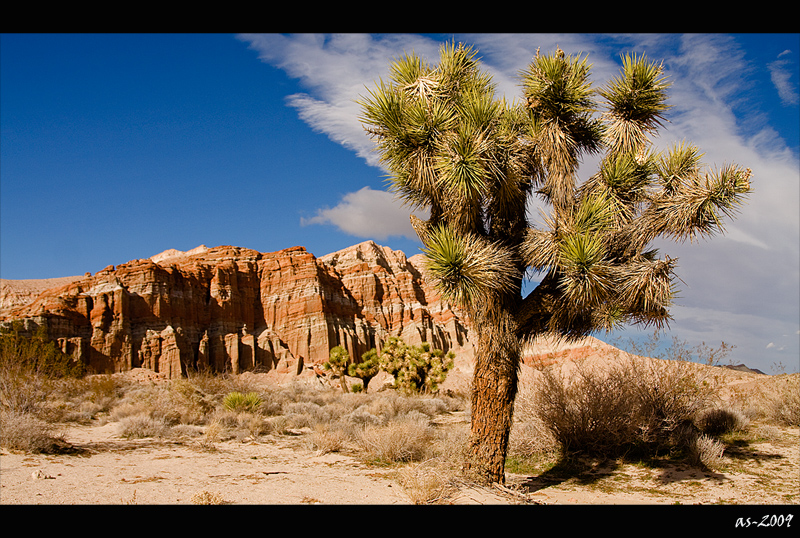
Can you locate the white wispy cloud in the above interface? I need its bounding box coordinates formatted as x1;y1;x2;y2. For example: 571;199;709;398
300;186;426;240
238;33;441;167
768;49;799;106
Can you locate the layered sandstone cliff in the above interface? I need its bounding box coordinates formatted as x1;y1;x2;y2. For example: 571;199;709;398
0;242;471;380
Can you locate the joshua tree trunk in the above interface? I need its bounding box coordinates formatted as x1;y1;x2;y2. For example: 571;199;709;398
462;298;522;485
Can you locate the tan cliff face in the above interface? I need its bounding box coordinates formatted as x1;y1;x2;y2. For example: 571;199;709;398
0;241;471;380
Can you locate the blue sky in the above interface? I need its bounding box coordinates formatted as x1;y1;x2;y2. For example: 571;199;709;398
1;33;798;373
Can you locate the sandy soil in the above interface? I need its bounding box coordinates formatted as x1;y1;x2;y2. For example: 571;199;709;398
1;409;797;506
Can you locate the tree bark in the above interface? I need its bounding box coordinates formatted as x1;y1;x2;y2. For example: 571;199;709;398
462;303;522;485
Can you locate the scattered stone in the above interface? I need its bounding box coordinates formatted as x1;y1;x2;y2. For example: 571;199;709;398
31;470;54;480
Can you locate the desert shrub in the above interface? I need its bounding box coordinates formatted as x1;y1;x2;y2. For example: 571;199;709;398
0;409;69;453
32;374;127;424
358;410;435;463
107;382;206;427
535;361;640;455
282;401;332;428
397;459;459;504
0;324;84;380
206;408;241;430
358;395;398;419
222;391;263;414
200;419;224;445
348;348;381;393
0;326;78;418
391;422;468;503
342;407;386;427
117;413;171;439
529;353;721;460
509;376;559;457
695;407;749;436
628;357;718;450
190;490;226;505
308;421;356;454
765;375;800;427
110;399;151;422
262;415;291;435
169;424;205;439
243;414;270;438
688;433;725;469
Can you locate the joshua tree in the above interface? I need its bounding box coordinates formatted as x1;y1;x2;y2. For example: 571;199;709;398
348;348;381;392
378;337;454;395
323;345;351;393
359;42;751;484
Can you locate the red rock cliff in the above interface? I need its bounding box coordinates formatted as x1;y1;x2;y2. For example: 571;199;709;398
0;241;471;379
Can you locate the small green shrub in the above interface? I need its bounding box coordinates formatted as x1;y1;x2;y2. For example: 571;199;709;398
0;324;85;419
0;323;84;380
222;391;263;413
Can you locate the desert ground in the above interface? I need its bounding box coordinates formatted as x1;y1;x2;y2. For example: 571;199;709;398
1;413;797;506
1;363;798;508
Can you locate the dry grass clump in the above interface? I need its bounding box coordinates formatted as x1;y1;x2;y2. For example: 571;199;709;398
0;409;69;453
358;411;436;463
309;422;356;454
512;350;731;465
397;459;459;504
688;433;725;469
393;421;469;503
44;375;126;423
765;374;800;427
109;381;209;431
695;407;749;436
190;490;226;505
117;414;171;439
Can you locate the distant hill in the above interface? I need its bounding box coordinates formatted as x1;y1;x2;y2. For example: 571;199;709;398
720;363;767;375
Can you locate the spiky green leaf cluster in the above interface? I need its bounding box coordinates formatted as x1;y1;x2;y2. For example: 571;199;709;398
347;348;381;392
222;391;263;414
600;53;671;158
422;224;520;308
360;43;752;342
323;345;352;392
